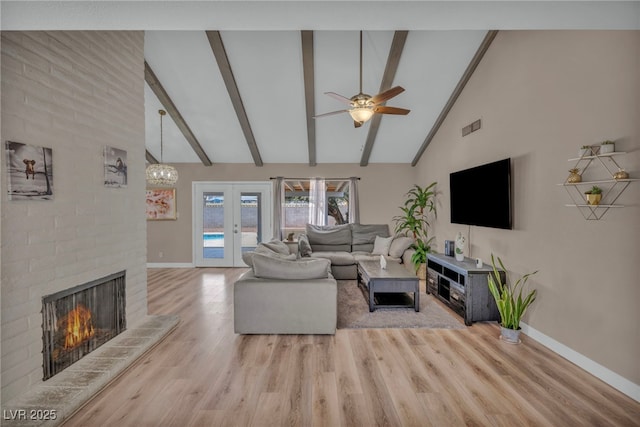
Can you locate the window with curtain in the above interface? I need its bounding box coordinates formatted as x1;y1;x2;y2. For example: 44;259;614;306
277;178;358;241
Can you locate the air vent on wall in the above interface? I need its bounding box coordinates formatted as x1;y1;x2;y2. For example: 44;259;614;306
462;119;481;137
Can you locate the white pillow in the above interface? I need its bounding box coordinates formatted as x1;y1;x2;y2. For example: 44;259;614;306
372;235;393;256
389;236;414;258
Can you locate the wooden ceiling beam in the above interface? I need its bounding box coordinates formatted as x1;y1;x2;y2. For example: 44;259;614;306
145;150;158;164
144;61;212;166
206;30;263;167
360;30;409;167
411;30;499;167
301;30;317;166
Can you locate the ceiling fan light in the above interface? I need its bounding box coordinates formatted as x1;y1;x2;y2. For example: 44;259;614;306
349;107;374;123
146;164;179;186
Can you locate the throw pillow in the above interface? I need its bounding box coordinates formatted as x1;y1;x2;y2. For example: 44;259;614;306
260;239;291;255
298;233;312;257
372;235;393;256
242;248;296;267
251;253;331;280
388;236;414;258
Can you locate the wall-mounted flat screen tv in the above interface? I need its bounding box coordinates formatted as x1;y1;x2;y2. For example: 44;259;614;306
450;158;512;230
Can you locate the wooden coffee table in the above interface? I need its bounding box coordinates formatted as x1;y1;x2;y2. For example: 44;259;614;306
357;260;420;312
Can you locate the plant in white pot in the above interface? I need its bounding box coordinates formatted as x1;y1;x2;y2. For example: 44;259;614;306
487;254;538;344
600;140;615;154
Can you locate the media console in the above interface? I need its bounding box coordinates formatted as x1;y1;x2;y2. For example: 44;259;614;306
426;253;504;326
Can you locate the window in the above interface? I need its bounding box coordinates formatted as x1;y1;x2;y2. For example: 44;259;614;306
282;179;352;241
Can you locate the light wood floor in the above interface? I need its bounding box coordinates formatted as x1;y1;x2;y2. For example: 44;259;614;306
64;268;639;426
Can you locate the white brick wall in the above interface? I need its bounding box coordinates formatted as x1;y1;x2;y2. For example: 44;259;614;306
1;31;147;401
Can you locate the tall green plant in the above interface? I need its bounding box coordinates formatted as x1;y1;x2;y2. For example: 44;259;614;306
393;182;437;270
487;254;538;330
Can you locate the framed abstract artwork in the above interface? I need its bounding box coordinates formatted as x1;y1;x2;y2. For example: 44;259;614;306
146;188;177;220
5;140;54;200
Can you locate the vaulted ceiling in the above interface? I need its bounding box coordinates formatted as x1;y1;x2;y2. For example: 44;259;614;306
3;1;638;166
144;29;492;166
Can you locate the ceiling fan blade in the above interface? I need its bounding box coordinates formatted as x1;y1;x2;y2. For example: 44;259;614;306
370;86;405;105
325;92;353;105
313;109;349;119
354;120;363;128
374;106;410;115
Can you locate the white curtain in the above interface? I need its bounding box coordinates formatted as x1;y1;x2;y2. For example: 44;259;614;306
348;177;360;224
308;178;326;226
272;177;284;240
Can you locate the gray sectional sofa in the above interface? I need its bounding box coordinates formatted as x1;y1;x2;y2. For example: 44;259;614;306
234;240;337;334
233;224;416;335
302;223;415;279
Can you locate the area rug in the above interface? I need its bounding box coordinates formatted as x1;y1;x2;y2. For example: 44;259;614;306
337;280;466;329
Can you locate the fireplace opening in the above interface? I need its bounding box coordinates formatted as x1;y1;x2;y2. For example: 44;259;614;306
42;271;126;380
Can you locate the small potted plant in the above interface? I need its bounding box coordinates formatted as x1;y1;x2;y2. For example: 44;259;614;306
584;185;602;205
578;145;592;158
600;140;615;154
487;254;538;344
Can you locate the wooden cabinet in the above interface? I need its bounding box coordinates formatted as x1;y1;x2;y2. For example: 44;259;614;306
426;253;503;326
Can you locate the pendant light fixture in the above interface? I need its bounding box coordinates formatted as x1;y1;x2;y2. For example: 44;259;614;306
146;109;178;186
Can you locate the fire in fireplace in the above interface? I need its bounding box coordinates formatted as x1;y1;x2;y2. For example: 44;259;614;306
62;304;95;349
42;271;126;380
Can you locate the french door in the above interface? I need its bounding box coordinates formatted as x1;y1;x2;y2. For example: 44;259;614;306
193;182;272;267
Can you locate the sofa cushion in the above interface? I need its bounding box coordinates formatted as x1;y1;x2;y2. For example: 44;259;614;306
389;236;414;258
351;224;390;244
310;251;356;266
352;243;374;253
352;252;384;263
306;223;352;246
298;233;312;257
252;253;331;280
372;235;393;255
310;243;351;252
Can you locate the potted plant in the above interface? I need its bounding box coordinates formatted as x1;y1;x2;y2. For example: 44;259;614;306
578;145;592;158
393;182;437;278
487;254;538;344
584;185;602;205
600;140;615;154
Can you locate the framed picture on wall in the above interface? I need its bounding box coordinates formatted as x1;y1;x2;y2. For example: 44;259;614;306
146;188;177;220
104;146;127;188
5;140;54;201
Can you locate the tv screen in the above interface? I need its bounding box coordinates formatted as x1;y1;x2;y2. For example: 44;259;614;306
450;158;512;229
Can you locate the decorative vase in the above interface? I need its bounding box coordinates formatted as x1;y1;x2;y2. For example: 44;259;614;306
500;326;521;344
600;142;615;154
567;168;582;183
613;169;629;180
454;232;465;261
586;193;602;205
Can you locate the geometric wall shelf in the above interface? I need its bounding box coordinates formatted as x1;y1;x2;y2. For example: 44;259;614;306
558;149;637;220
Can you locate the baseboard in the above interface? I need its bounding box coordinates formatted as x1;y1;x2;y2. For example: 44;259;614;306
521;322;640;402
147;262;194;268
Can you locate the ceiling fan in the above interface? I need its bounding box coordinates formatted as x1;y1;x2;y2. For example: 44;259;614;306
314;31;410;128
